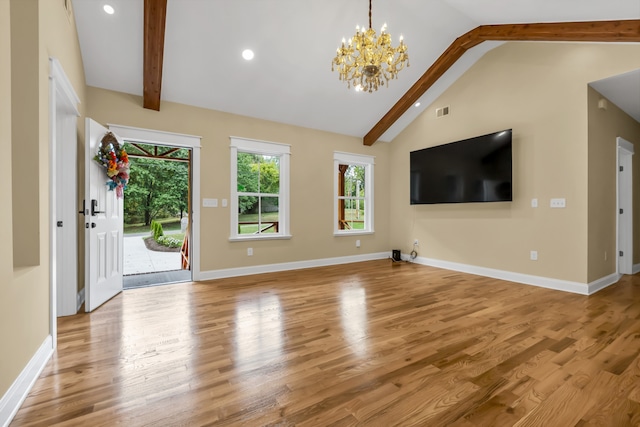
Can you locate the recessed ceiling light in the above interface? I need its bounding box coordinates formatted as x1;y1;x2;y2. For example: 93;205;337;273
103;4;115;14
242;49;254;61
414;102;421;107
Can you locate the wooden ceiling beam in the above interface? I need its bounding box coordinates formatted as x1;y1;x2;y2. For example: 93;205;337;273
363;19;640;146
143;0;167;111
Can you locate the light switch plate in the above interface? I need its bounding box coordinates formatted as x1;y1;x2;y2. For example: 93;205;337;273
550;198;566;208
203;198;218;208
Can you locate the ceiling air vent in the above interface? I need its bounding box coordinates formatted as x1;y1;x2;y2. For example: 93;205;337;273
436;106;450;118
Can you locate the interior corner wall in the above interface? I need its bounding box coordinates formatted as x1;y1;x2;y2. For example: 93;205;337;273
1;0;87;408
0;0;18;400
388;42;640;284
85;87;390;273
39;0;88;295
587;87;640;282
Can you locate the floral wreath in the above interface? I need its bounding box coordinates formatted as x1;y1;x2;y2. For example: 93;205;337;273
93;132;130;198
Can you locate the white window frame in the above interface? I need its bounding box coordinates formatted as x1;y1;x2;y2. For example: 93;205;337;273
230;137;291;241
334;151;374;236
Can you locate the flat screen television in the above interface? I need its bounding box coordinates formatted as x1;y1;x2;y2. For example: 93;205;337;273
410;129;512;204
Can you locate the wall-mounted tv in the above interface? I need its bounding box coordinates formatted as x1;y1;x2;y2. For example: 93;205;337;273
410;129;512;204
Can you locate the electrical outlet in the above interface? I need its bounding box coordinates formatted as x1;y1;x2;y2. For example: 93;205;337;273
414;239;419;246
530;250;538;261
247;248;253;256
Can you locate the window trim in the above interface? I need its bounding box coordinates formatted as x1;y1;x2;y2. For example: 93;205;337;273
333;151;374;236
230;137;291;241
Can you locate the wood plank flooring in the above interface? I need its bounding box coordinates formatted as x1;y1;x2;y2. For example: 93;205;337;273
11;260;640;426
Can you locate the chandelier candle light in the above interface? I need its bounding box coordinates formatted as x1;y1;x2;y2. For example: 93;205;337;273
332;0;409;92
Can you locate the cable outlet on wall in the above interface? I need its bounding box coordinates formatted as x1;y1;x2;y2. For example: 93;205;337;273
247;248;253;256
414;239;419;246
530;250;538;261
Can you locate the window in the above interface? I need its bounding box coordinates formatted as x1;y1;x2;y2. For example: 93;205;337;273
334;152;374;235
230;137;290;240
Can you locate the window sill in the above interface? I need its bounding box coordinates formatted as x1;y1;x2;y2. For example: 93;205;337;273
229;234;292;242
333;231;374;237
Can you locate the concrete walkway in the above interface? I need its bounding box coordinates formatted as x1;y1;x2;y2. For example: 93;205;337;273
123;234;182;275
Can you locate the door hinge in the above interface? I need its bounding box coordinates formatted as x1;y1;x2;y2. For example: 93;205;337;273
620;208;624;214
620;251;624;257
620;166;624;172
57;221;63;227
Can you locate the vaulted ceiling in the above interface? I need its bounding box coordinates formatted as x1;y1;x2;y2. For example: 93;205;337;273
72;0;640;144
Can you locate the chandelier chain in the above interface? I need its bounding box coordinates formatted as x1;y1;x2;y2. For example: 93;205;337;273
369;0;372;29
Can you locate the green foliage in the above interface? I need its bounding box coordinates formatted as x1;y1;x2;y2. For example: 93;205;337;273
236;152;280;214
123;152;189;226
156;235;182;248
151;220;164;240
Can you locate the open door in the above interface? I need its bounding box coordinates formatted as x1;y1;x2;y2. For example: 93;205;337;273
85;118;124;311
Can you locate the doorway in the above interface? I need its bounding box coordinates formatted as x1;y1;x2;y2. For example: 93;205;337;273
122;142;192;288
50;58;80;322
617;137;634;275
107;124;202;286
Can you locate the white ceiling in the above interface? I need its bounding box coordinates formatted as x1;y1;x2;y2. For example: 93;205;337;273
72;0;640;142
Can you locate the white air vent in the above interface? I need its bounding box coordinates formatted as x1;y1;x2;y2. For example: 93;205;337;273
436;106;450;117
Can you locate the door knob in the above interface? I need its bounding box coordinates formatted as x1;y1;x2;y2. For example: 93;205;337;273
91;223;97;228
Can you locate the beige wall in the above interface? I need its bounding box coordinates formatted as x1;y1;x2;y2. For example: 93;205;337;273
86;88;390;271
587;87;640;281
10;0;40;267
389;42;640;284
1;0;85;401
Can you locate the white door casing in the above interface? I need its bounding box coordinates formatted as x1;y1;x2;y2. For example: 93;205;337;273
617;137;634;275
50;58;80;326
85;118;124;311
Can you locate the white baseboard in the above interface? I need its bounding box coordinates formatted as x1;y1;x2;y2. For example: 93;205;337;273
0;335;53;427
76;287;85;312
587;272;621;294
407;255;620;295
199;250;623;296
199;252;390;281
634;263;640;275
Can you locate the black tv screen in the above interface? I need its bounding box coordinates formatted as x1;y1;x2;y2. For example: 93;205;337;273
410;129;512;204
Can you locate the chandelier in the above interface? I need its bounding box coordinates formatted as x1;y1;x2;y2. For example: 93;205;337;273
331;0;409;93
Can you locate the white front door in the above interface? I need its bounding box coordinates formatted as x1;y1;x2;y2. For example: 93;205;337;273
85;118;124;311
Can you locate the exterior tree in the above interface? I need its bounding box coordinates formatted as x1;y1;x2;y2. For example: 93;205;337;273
124;157;189;225
237;153;280;214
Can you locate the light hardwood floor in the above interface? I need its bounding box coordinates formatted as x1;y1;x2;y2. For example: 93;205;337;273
11;260;640;426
